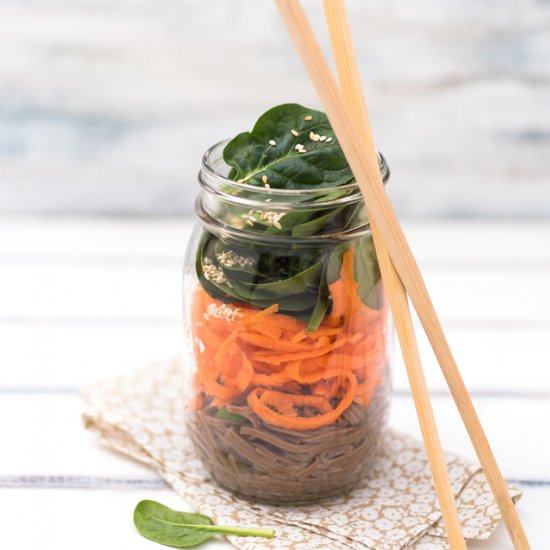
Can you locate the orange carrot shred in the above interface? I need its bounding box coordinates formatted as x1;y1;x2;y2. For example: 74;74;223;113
191;279;385;422
247;371;357;430
252;333;362;365
242;303;279;325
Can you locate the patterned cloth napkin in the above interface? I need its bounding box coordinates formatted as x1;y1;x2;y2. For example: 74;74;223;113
82;358;521;549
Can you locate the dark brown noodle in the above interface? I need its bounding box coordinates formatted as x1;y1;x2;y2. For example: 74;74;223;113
187;372;390;504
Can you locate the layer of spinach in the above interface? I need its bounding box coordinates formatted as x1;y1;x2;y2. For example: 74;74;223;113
196;104;381;329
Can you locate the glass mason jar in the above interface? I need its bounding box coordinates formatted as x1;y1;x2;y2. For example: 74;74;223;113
182;140;392;505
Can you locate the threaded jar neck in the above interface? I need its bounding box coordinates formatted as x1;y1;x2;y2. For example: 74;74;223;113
196;140;390;244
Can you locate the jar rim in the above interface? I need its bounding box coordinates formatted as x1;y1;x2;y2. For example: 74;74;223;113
200;139;390;201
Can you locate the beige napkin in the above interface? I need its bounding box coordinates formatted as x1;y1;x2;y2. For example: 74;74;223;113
82;358;521;549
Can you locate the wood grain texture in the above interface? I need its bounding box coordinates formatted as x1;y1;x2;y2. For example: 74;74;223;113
0;0;548;216
2;323;550;393
274;1;528;545
0;217;547;549
323;0;464;545
3;393;549;481
0;219;549;392
0;485;546;549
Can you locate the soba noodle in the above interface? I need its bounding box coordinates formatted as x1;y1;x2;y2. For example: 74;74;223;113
188;376;389;504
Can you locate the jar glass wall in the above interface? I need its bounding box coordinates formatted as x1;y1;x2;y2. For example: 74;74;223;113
182;141;392;504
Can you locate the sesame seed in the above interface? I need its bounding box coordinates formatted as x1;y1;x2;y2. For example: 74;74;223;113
304;115;313;121
264;183;271;190
265;198;272;202
326;137;333;143
291;129;299;137
261;175;268;184
245;220;254;226
309;131;321;142
273;220;282;230
319;135;327;142
202;262;227;284
217;250;255;268
269;139;276;146
205;302;243;322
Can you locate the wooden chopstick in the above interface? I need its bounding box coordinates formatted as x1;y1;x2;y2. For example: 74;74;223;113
274;1;529;548
321;1;465;547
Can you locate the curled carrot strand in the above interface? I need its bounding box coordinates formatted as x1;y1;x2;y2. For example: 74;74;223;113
190;242;387;428
247;371;357;431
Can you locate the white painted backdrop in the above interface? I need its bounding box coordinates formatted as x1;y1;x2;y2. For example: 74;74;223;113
0;0;549;217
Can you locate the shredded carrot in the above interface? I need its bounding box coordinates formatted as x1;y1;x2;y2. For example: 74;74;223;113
214;331;238;373
235;350;254;392
284;364;351;386
189;394;204;411
261;390;332;414
290;329;307;344
326;278;348;326
250;320;283;340
256;311;303;332
314;336;331;348
247;371;357;430
355;369;381;406
204;377;242;401
190;242;387;428
252;371;292;387
242;303;279;324
306;327;342;339
252;332;362;365
195;323;224;350
237;331;312;352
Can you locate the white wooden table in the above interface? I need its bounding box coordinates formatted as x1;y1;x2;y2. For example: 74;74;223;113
0;217;548;549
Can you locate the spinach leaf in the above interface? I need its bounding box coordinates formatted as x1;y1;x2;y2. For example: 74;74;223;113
216;409;248;423
223;103;353;189
134;500;274;548
326;243;349;285
354;236;382;309
196;104;383;327
307;264;329;331
291;206;346;237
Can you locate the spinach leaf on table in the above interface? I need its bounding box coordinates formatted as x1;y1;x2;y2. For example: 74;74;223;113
134;500;274;548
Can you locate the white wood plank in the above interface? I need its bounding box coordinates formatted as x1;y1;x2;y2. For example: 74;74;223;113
468;486;548;549
2;220;550;325
1;261;548;324
392;325;550;394
0;324;181;388
0;324;548;393
0;488;230;550
2;219;550;264
389;397;550;481
404;221;550;265
1;394;547;482
0;218;194;262
0;486;545;549
0;264;182;321
0;393;157;479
